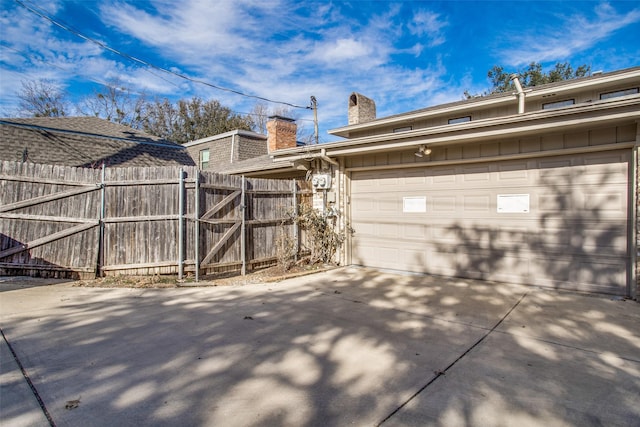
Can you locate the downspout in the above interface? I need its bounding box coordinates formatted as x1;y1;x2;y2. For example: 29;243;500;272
320;148;338;166
230;133;236;163
510;74;526;114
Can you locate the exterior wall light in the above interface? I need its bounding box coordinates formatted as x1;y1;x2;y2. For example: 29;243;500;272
415;145;432;157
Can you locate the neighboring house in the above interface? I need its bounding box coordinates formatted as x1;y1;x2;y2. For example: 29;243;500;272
265;66;640;298
0;116;195;168
184;116;308;179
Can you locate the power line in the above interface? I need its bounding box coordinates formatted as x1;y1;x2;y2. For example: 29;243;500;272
0;43;176;93
2;43;317;124
14;0;312;110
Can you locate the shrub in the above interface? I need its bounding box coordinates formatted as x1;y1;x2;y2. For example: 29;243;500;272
293;203;352;266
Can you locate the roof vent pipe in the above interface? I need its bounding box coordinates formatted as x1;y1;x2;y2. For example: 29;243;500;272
510;74;525;114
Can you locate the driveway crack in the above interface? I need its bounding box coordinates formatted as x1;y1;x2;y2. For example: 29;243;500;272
1;327;56;427
376;291;529;426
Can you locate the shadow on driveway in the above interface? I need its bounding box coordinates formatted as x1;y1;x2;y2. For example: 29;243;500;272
1;267;638;426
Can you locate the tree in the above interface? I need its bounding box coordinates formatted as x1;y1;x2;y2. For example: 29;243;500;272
250;102;270;135
142;97;254;144
77;79;146;128
487;62;591;94
140;98;180;141
249;101;315;144
16;78;256;144
17;79;70;117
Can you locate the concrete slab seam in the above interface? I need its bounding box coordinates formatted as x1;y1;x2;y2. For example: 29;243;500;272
376;291;530;426
1;327;56;427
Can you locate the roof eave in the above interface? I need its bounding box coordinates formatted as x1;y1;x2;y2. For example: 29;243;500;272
273;96;640;162
183;129;266;147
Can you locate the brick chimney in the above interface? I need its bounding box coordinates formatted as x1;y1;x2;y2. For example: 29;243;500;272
267;116;297;152
348;92;376;125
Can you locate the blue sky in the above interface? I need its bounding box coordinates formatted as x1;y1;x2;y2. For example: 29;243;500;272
1;0;639;142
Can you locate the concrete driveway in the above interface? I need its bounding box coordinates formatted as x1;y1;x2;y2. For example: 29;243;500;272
1;268;639;427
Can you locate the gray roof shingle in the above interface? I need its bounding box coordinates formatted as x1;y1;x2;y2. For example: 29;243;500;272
0;116;195;168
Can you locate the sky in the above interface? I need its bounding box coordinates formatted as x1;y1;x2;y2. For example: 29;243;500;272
1;0;639;142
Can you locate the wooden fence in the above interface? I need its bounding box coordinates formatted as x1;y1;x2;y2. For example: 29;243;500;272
0;161;312;279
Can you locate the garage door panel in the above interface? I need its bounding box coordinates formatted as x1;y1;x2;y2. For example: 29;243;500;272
497;162;530;181
403;223;427;239
456;250;531;282
461;165;492;182
463;195;491;212
576;260;627;288
432;195;457;212
378;196;399;212
583;191;625;211
403;170;427;184
350;150;630;295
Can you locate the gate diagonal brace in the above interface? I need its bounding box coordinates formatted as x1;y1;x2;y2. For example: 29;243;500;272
0;222;98;259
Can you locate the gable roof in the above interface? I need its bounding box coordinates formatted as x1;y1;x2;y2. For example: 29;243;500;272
0;116;195;168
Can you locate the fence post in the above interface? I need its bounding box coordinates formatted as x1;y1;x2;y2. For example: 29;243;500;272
292;179;299;262
178;168;185;280
96;163;107;277
240;176;246;275
194;172;200;282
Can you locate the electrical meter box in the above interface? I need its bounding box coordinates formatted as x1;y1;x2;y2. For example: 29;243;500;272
311;174;332;190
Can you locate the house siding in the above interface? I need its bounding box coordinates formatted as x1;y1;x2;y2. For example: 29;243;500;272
185;133;268;171
238;136;269;161
185;136;233;169
344;124;636;169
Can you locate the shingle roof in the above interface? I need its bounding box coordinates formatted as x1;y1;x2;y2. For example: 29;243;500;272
0;116;195;168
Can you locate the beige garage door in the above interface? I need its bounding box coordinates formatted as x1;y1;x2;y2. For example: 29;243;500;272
350;150;630;295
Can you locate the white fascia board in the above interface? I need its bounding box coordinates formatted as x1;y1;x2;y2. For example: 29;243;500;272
525;68;640;99
272;96;640;161
183;129;266;147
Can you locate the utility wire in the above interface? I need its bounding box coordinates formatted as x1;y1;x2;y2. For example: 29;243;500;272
0;43;171;93
2;44;316;124
14;0;311;110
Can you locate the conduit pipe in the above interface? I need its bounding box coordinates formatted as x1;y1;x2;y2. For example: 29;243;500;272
510;74;526;114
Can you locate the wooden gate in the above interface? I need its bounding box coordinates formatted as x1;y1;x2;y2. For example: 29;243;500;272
193;172;308;278
0;162;102;278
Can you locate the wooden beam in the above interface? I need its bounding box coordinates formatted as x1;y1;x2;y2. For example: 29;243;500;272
201;190;241;220
245;189;296;195
0;213;97;223
0;222;98;259
100;260;177;271
198;218;239;225
200;222;241;265
104;179;179;186
0;185;100;213
0;262;95;273
102;215;179;223
0;174;97;186
199;184;241;191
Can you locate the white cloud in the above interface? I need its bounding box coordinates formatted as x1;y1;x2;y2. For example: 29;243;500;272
498;2;640;66
311;38;376;64
408;10;448;47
